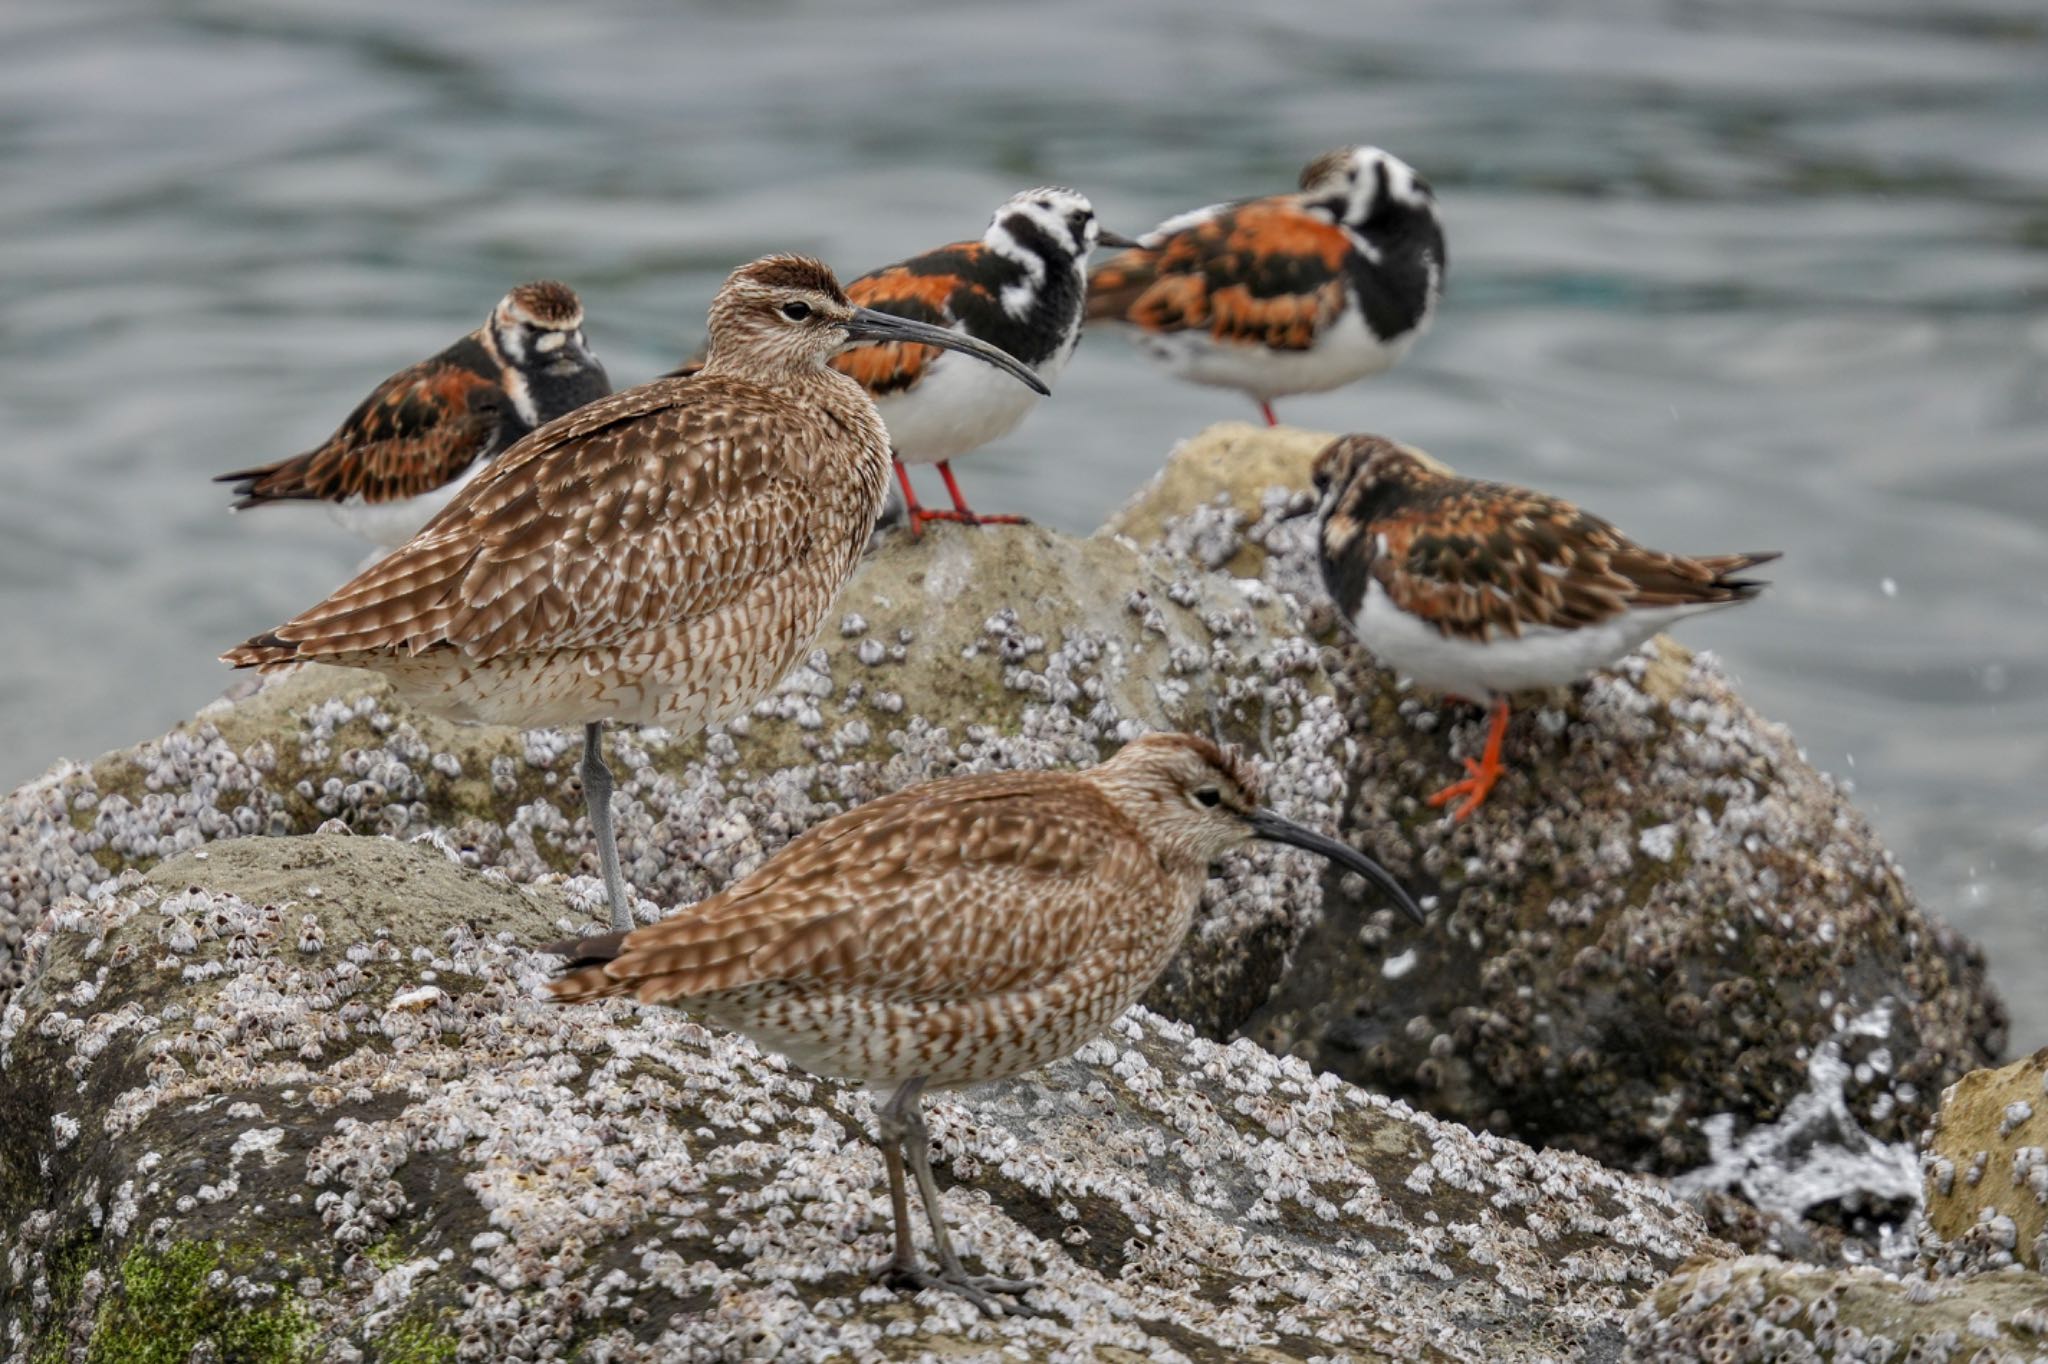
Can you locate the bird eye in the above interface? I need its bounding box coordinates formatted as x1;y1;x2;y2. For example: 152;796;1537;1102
781;301;812;321
1195;788;1223;808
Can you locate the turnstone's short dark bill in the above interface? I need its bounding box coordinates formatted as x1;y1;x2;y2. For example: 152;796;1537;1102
1306;434;1779;819
215;281;610;550
1087;146;1446;427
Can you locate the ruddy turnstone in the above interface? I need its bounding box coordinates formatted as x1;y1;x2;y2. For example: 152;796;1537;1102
215;281;610;551
1086;147;1445;426
671;188;1134;534
546;732;1422;1314
1306;434;1779;819
224;256;1047;935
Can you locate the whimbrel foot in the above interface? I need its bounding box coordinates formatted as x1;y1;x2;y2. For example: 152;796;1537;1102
871;1260;1044;1317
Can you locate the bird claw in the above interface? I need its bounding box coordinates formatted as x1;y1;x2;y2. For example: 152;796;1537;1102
908;508;1029;532
1424;765;1499;822
872;1261;1044;1317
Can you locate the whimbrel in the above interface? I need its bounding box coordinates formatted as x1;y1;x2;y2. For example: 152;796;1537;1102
544;732;1424;1314
223;255;1048;932
1301;433;1779;818
1086;146;1445;427
216;281;611;552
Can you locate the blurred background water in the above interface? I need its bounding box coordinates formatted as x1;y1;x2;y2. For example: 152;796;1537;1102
1;0;2043;1037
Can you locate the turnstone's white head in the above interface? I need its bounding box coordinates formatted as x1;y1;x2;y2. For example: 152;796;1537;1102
484;280;610;429
1298;145;1437;228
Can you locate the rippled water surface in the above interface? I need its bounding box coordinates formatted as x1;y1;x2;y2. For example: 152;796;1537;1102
3;1;2044;1035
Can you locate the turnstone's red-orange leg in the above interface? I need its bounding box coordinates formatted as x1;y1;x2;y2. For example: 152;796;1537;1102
910;460;1026;528
1259;400;1279;427
892;459;934;537
1426;697;1510;820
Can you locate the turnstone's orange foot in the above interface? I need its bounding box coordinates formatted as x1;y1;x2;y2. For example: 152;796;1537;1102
1088;146;1446;415
1425;698;1510;821
543;735;1425;1312
1300;433;1782;821
214;281;610;554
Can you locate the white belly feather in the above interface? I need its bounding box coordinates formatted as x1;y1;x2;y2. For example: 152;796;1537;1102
1353;577;1732;699
1120;298;1418;402
876;337;1070;465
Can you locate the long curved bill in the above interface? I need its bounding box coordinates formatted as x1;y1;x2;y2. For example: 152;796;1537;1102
842;307;1050;395
1244;807;1427;924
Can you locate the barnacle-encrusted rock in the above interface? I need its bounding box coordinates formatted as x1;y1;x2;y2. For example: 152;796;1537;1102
1624;1253;2048;1361
0;523;1366;1037
1111;422;2006;1180
1922;1049;2048;1274
2;835;1723;1361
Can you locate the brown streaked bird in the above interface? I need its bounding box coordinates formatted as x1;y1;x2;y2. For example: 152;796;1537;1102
544;732;1424;1315
671;189;1136;534
223;255;1048;934
215;281;611;552
1086;146;1445;427
1304;434;1779;819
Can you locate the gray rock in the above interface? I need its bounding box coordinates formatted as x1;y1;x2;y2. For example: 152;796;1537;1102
2;835;1722;1361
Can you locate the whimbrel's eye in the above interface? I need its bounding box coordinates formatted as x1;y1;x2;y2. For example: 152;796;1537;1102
1195;788;1222;808
781;301;812;321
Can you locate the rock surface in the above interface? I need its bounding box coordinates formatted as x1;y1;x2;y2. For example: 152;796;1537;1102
3;835;1722;1361
1118;423;2006;1179
1624;1253;2048;1361
1923;1049;2048;1274
0;424;2017;1358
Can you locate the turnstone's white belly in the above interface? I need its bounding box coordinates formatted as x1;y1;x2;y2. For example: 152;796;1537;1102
1354;577;1732;699
1129;301;1417;402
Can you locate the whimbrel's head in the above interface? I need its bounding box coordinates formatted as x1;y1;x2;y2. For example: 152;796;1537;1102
701;253;1049;393
1298;145;1436;233
1088;733;1425;923
488;280;600;376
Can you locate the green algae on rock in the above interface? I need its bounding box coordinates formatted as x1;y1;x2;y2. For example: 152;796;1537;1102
3;836;1724;1360
1106;423;2006;1180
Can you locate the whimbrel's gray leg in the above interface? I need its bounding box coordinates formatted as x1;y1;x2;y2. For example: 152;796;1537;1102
871;1080;923;1281
580;722;633;934
881;1081;1041;1317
